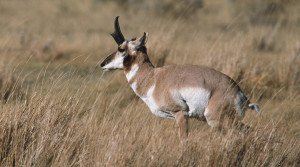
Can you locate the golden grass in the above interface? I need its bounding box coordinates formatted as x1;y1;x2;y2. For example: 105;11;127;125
0;0;300;166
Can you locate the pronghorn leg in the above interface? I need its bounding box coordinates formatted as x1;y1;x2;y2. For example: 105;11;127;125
204;106;221;130
174;111;188;146
204;91;236;131
204;97;223;130
204;99;237;132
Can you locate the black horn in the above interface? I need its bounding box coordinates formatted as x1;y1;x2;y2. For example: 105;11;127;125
110;16;125;45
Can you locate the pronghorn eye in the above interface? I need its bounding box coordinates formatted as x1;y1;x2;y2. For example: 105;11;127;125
118;47;125;52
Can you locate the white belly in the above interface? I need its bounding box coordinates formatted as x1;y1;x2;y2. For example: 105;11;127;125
130;82;210;119
172;87;211;119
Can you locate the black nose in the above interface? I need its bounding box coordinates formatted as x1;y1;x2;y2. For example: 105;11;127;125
100;62;106;68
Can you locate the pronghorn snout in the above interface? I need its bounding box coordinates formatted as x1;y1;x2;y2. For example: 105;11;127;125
100;51;125;71
100;52;115;71
100;62;109;71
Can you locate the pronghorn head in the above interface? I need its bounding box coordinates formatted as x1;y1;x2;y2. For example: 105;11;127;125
101;16;149;71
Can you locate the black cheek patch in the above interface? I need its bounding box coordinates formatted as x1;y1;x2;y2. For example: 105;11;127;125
123;55;135;69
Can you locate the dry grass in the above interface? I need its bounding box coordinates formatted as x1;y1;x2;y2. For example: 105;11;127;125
0;0;300;166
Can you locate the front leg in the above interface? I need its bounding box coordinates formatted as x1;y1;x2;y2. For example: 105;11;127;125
174;111;188;146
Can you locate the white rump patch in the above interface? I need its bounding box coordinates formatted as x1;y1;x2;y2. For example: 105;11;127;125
172;88;210;118
126;64;139;82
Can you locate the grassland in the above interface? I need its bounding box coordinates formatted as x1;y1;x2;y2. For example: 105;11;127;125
0;0;300;166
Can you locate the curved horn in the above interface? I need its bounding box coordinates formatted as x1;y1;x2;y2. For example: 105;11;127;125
110;16;125;45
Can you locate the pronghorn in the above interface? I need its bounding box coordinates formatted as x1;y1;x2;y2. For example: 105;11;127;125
101;16;260;144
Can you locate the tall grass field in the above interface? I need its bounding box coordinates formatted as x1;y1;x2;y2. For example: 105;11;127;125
0;0;299;166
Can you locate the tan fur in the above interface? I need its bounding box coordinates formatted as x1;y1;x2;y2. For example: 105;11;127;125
122;46;246;143
123;50;243;140
127;56;240;113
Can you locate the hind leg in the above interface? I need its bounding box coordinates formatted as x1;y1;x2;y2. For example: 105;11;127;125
204;93;237;131
204;103;222;130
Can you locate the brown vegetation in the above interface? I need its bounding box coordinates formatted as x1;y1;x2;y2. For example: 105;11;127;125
0;0;299;166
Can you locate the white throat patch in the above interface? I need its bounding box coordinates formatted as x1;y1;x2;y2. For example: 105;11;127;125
125;64;139;82
130;81;138;94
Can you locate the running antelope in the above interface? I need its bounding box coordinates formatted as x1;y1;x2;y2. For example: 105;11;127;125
100;17;260;144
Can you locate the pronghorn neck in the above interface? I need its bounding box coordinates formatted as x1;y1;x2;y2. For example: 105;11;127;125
124;51;154;96
124;51;154;82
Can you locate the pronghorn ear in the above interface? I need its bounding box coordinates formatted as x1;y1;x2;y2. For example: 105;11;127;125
134;32;149;47
140;32;149;45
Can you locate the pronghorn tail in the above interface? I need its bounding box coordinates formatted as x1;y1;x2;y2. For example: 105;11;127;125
235;91;260;119
248;103;260;114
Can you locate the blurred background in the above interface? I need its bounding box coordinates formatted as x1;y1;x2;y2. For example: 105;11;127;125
0;0;300;166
